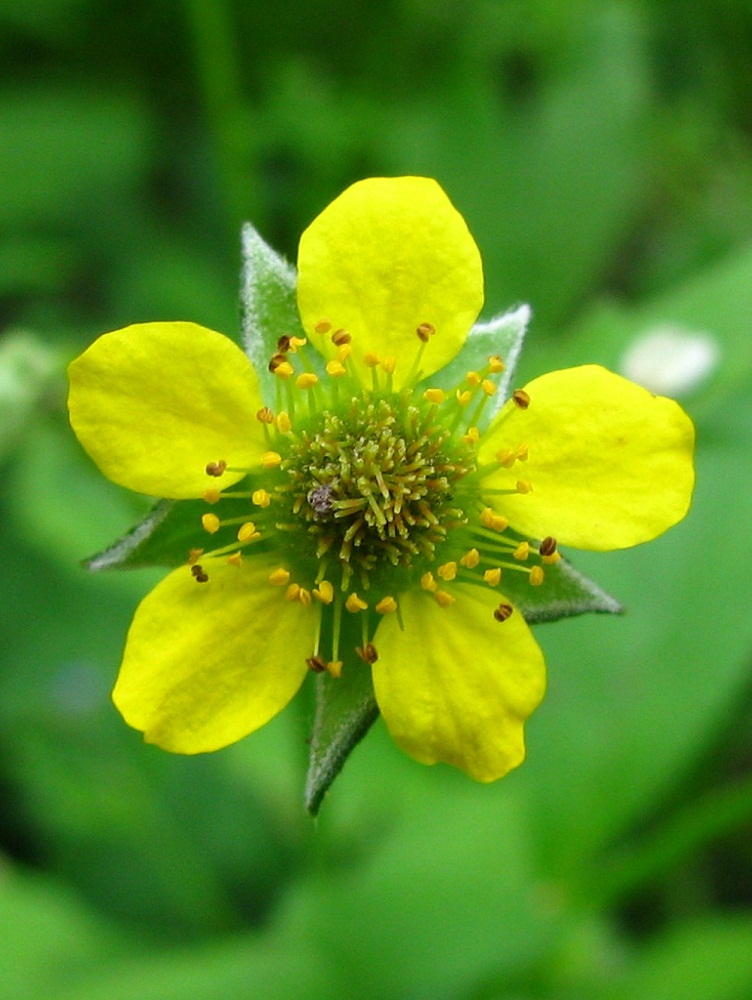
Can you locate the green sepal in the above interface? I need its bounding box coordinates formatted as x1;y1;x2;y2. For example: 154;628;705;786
420;305;530;427
304;662;379;817
510;554;623;623
84;494;270;572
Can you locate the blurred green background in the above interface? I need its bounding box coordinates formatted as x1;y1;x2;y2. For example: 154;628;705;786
3;1;752;997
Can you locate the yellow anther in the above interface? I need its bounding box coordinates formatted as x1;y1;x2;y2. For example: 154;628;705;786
277;411;292;433
456;389;472;406
326;660;343;678
187;548;204;565
488;355;504;373
496;448;516;468
261;451;282;468
437;561;458;581
421;571;438;592
434;589;455;608
201;513;220;534
273;361;294;380
337;343;352;361
516;479;533;494
345;592;368;613
313;580;334;604
298;587;312;607
513;389;531;409
462;426;480;445
381;356;396;374
256;406;275;424
227;552;243;567
326;359;347;377
484;567;502;587
202;487;221;504
481;507;509;532
529;566;545;586
466;371;481;387
237;521;258;542
460;548;480;569
269;568;290;586
252;489;271;507
482;379;496;396
285;583;301;601
517;443;529;462
542;550;562;565
363;352;380;368
314;319;332;334
375;596;398;614
296;372;319;390
514;542;531;561
423;388;446;405
289;336;307;352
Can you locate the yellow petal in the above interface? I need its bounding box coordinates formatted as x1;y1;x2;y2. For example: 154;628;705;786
68;322;265;498
113;556;311;753
372;586;545;781
480;365;695;550
297;177;483;389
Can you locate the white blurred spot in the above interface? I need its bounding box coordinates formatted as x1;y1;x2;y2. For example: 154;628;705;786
620;324;720;397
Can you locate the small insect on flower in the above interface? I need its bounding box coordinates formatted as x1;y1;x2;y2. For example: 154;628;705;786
67;176;695;788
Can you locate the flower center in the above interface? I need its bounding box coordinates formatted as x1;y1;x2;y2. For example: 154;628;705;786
281;397;474;590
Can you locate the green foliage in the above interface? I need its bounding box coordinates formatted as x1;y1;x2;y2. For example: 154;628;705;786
4;1;752;998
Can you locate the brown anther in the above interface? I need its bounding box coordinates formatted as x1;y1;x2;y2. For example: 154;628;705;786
256;406;275;424
539;536;558;557
493;603;514;622
191;564;209;583
513;389;531;409
205;460;227;477
306;655;327;673
356;643;379;664
416;322;435;342
331;328;351;346
268;352;288;372
276;334;292;353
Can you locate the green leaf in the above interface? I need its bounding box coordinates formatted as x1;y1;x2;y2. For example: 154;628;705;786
304;661;379;817
504;553;623;624
240;223;307;401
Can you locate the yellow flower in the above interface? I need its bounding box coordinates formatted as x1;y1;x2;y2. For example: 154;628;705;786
67;177;695;782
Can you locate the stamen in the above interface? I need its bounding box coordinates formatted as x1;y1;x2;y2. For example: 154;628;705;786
345;592;368;613
434;589;455;608
375;595;397;614
462;427;480;445
252;489;271;508
191;564;209;583
201;513;220;534
262;451;282;468
205;460;227;477
356;643;379;664
517;443;529;462
466;371;481;387
488;355;504;373
269;568;290;586
381;357;396;374
516;479;533;494
423;388;446;404
484;568;502;586
480;508;509;532
273;360;294;380
268;353;288;372
313;580;334;604
285;583;301;601
539;536;558;557
187;548;203;565
296;372;319;390
421;572;438;592
493;603;514;622
277;335;292;353
416;322;435;342
257;406;275;424
363;353;380;368
327;660;343;678
513;542;530;561
513;389;531;409
326;359;347;377
437;561;458;581
456;389;472;406
314;319;332;334
289;336;307;352
202;488;221;504
331;328;351;346
237;522;258;542
277;411;292;433
529;566;545;586
460;548;480;568
307;655;327;672
481;379;496;397
298;588;312;606
226;552;243;567
496;448;516;468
